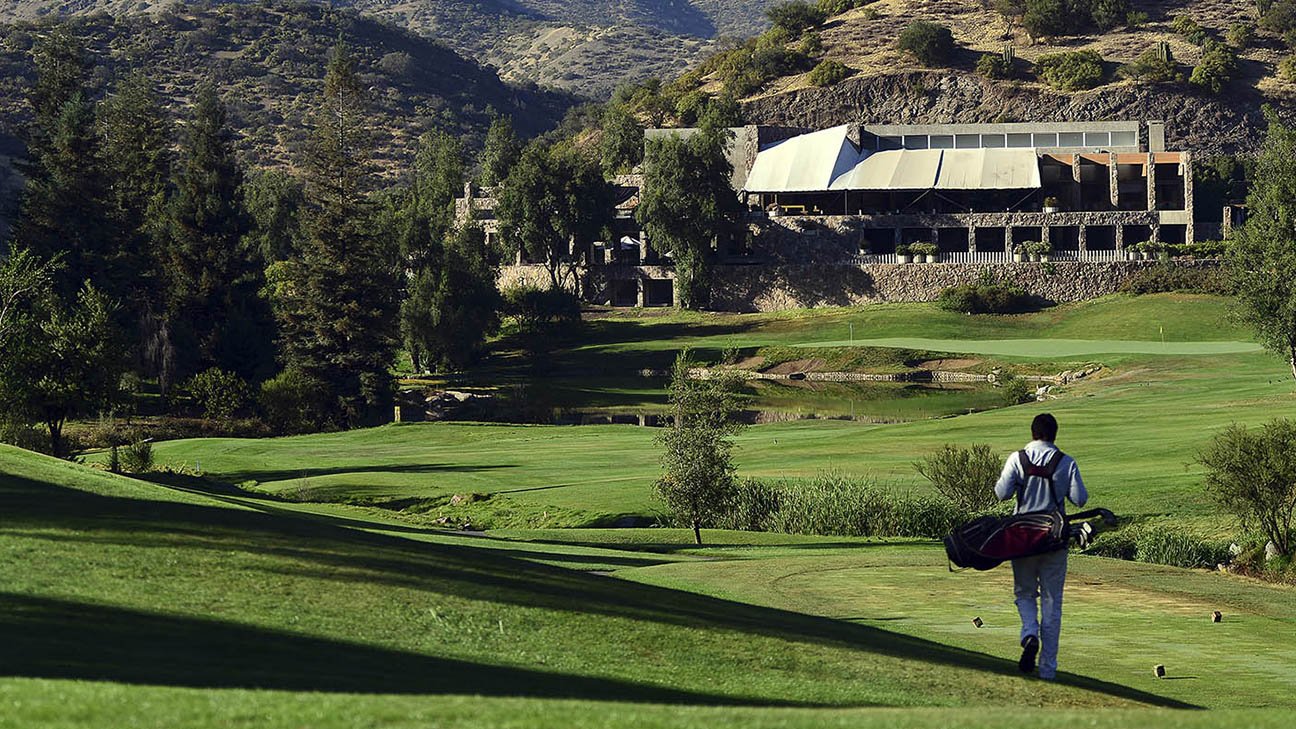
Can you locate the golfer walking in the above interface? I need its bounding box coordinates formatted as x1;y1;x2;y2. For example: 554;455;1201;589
994;413;1087;680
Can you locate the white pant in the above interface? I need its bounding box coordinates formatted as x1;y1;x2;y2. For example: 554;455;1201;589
1011;549;1068;679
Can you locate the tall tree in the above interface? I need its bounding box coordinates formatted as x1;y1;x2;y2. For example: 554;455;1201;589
166;81;271;382
411;223;500;372
599;103;644;174
14;90;112;298
1229;108;1296;379
244;169;305;264
655;349;745;545
478;115;522;186
636;115;738;309
276;42;399;427
26;28;88;163
496;141;613;291
399;129;465;372
99;72;174;380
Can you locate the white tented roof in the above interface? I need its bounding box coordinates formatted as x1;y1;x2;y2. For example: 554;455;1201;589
828;149;942;190
934;148;1041;190
743;125;861;193
743;128;1042;193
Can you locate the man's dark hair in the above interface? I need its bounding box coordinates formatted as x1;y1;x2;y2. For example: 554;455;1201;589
1032;413;1059;442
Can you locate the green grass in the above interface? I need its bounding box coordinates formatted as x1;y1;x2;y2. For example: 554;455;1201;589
4;446;1296;727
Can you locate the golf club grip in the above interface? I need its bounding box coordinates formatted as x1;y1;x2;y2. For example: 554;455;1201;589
1065;508;1116;523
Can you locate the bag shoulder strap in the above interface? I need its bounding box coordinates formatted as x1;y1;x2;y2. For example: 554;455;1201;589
1017;448;1068;509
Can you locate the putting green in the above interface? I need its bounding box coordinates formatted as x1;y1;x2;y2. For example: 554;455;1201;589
796;338;1263;358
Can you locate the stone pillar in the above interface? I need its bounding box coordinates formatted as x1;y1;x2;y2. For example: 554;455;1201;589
1146;153;1157;211
967;226;977;253
1150;223;1160;246
1222;205;1235;240
1182;151;1195;244
1115;224;1125;251
1004;226;1013;254
1078;225;1088;253
636;276;645;307
1041;225;1051;249
671;278;682;308
1070;154;1083;211
1109;153;1119;209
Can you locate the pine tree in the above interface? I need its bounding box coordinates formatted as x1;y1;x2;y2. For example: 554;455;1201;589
423;224;500;371
14;92;112;298
167;81;271;382
278;42;399;427
99;72;175;381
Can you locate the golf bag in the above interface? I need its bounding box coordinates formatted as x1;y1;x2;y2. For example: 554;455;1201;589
943;449;1117;571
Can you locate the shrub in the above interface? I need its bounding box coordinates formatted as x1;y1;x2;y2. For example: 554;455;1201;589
1022;0;1067;38
717;472;967;538
1190;42;1237;94
502;285;581;337
1125;10;1148;28
766;1;827;35
1134;529;1232;568
914;444;1003;512
996;372;1034;405
977;53;1013;80
897;21;956;65
936;282;1034;314
807;59;850;86
1198;419;1296;557
1281;56;1296;82
798;30;825;57
817;0;868;15
1171;14;1209;45
121;440;154;474
1118;263;1231;295
184;367;252;420
0;416;49;454
1119;49;1182;84
1036;51;1106;91
1226;22;1254;49
1090;0;1130;30
259;367;329;435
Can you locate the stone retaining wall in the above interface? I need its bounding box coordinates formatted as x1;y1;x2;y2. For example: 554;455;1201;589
710;260;1219;312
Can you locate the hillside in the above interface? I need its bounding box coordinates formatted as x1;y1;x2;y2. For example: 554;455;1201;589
0;0;785;97
717;0;1294;155
0;2;573;175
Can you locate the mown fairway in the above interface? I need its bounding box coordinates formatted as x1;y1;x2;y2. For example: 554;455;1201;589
2;446;1294;728
150;295;1295;530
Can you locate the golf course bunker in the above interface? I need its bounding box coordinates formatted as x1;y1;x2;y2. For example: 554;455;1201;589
794;338;1263;358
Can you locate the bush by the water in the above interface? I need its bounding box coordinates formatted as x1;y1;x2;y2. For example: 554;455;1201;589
1036;51;1105;91
185;368;252;420
1118;263;1231;295
914;444;1003;512
502;285;581;337
715;472;973;538
936;282;1033;314
259;368;329;435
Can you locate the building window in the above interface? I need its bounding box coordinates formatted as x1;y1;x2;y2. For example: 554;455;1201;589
930;134;954;149
1084;132;1111;147
1111;131;1137;147
1007;133;1032;148
955;134;980;149
1033;132;1058;147
982;134;1006;148
903;135;929;149
1059;132;1085;147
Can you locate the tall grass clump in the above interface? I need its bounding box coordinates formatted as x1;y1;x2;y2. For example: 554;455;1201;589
718;472;969;538
1083;522;1232;568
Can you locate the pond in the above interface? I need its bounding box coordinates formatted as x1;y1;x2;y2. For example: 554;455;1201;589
421;376;1015;426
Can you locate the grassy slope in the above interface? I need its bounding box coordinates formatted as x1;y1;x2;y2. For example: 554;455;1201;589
153;295;1286;529
3;446;1294;727
0;446;1209;726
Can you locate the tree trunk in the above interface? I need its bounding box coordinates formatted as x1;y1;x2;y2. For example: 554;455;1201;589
692;519;702;546
47;418;64;457
1289;346;1296;380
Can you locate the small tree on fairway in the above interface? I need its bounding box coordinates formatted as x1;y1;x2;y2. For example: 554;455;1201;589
1230;109;1296;379
656;350;746;545
1198;419;1296;556
914;444;1003;512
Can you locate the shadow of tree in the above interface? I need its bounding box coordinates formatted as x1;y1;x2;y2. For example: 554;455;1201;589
0;469;1197;709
